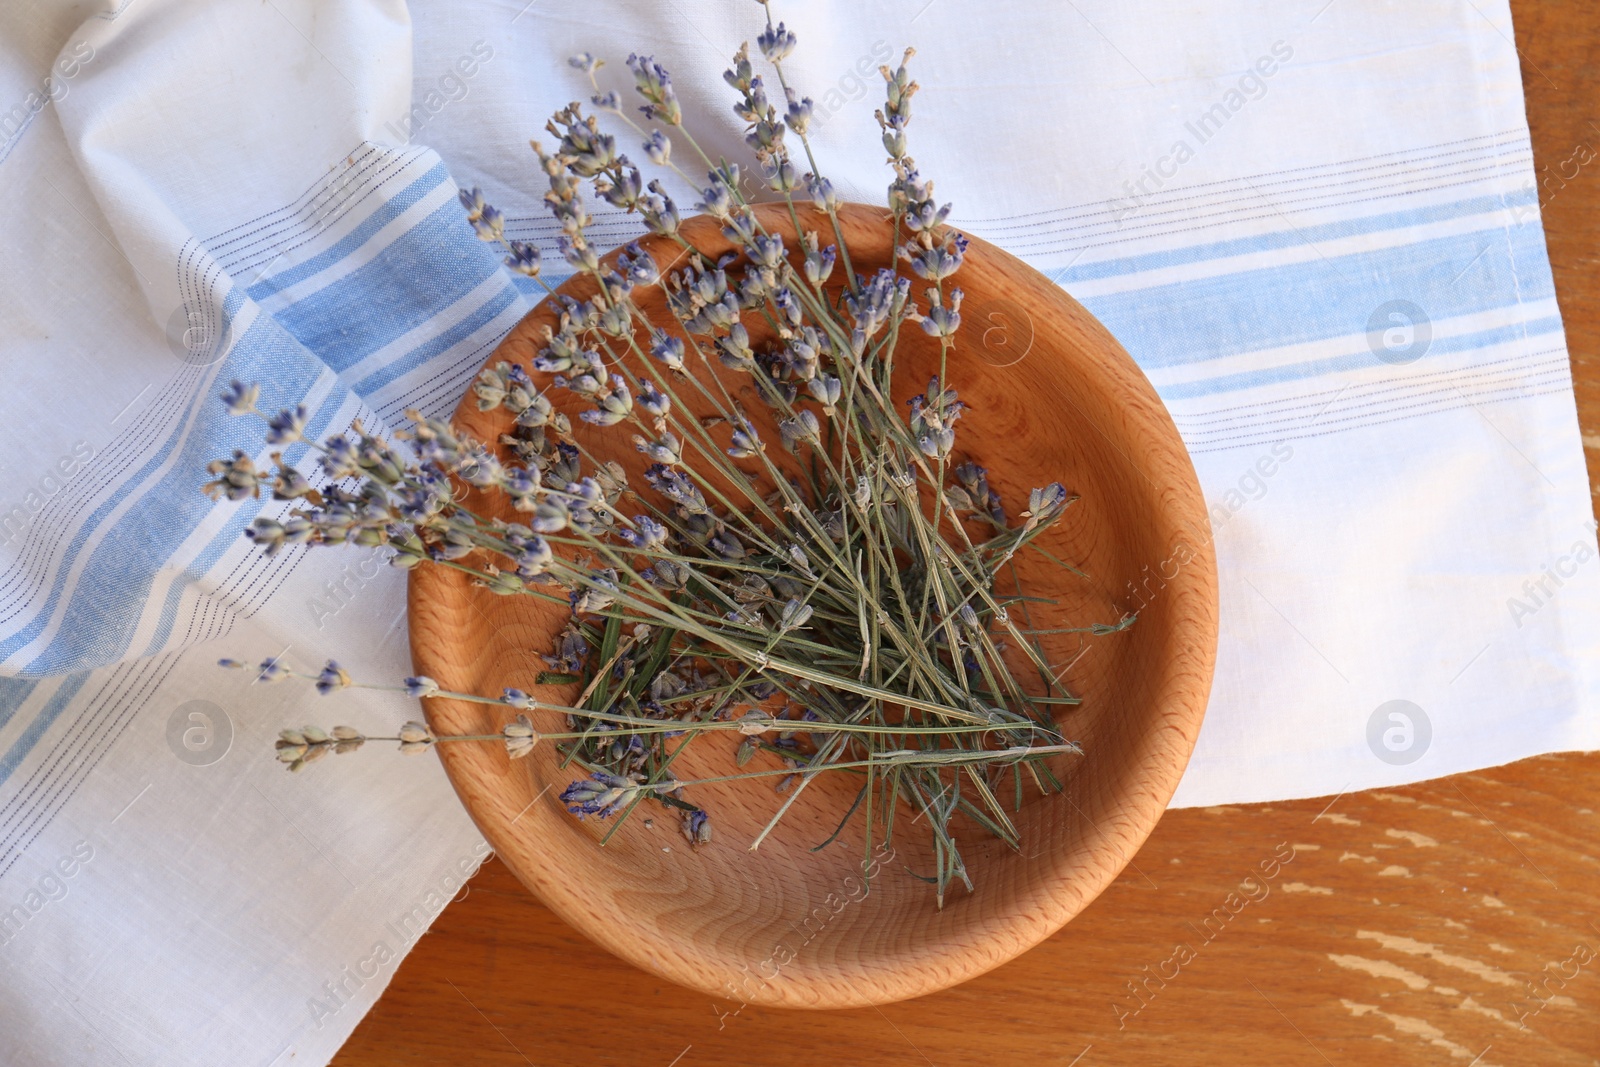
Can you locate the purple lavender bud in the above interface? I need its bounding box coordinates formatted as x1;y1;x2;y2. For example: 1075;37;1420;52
727;418;764;459
709;529;746;560
724;44;753;93
626;53;681;125
780;410;821;450
618;515;669;550
804;243;836;286
264;405;307;445
633;432;683;466
403;676;440;698
716;323;756;371
1027;483;1071;521
757;21;797;63
257;657;290;683
643;129;671;165
806;173;837;213
245;517;288;555
785;90;813;136
471;204;504;242
696;180;732;220
683;809;711;845
637;379;671;417
531;498;570;534
315;660;352;695
561;771;639;819
599;166;641;209
504;240;541;277
622;243;660;287
806;375;841;410
220;381;258;416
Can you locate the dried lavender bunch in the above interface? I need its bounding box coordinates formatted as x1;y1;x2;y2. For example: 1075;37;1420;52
205;5;1132;904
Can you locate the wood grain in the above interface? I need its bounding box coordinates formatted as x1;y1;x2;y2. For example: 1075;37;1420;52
407;201;1217;1007
337;2;1600;1061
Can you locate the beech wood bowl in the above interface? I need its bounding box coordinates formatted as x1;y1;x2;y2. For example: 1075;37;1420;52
408;202;1217;1008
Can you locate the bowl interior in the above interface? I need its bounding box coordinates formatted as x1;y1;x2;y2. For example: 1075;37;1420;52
408;202;1217;1008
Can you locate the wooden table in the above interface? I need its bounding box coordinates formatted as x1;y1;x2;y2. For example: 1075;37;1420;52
334;4;1600;1063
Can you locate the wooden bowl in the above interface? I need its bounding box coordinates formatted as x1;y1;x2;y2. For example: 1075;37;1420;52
408;202;1217;1008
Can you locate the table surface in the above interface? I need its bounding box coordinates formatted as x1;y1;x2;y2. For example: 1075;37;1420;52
333;4;1600;1064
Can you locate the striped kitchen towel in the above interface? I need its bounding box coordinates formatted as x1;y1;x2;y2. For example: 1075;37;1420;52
1;0;1595;1064
0;2;505;1065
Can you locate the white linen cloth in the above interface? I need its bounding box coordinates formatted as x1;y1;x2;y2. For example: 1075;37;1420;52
0;0;1594;1063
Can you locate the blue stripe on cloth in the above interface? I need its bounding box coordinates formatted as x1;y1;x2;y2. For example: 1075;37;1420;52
135;382;354;661
267;199;506;376
1037;188;1537;288
0;676;38;733
509;275;549;300
2;317;328;675
1156;315;1566;401
4;158;504;677
0;673;87;789
243;160;451;304
1076;221;1555;371
352;281;522;396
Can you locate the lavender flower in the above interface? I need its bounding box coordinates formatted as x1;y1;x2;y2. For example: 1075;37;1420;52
244;516;311;556
806;173;837;213
542;628;590;674
618;515;669;550
642;558;691;591
220;381;258;416
779;410;820;450
878;47;918;162
569;571;618;614
727;417;764;459
633;431;683;466
682;809;711;845
803;246;837;291
264;405;307;445
580;376;633;427
626;54;681;125
916;287;963;340
202;451;261;501
503;715;539;759
784;89;813;136
470;203;504;242
643;129;671;165
806;375;841;412
315;660;351;694
256;657;290;683
403;676;440;698
724;44;754;94
1024;483;1073;526
636;379;671;419
397;721;435;754
756;21;796;63
505;241;541;277
640;182;681;237
561;770;641;819
778;598;813;632
648;332;686;371
901;232;968;281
